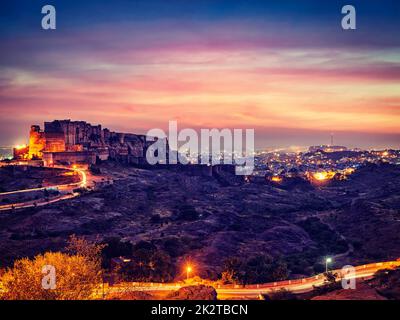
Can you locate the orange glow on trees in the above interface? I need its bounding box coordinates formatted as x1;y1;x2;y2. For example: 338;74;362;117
0;251;101;300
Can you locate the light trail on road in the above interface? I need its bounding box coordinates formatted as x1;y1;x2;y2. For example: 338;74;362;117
0;166;89;212
102;260;400;300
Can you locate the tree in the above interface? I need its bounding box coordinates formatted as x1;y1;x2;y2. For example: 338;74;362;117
220;257;242;284
101;237;133;269
313;262;325;274
220;254;288;285
220;270;237;285
324;271;338;285
312;271;341;296
0;252;101;300
150;214;161;224
162;237;188;258
120;244;176;282
175;204;199;221
371;268;400;299
66;234;105;270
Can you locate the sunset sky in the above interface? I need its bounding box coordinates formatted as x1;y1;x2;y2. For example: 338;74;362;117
0;0;399;149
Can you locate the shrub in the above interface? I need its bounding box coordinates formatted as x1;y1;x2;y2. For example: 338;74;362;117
175;204;199;221
101;237;133;268
264;288;297;300
0;252;101;300
221;254;288;285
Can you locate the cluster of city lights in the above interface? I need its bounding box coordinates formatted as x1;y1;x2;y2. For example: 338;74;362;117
270;176;283;183
312;171;336;181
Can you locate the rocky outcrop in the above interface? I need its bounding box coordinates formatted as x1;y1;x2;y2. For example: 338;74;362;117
106;291;155;300
166;285;218;300
311;283;386;300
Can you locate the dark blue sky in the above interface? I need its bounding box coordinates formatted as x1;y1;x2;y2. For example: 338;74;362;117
1;1;399;34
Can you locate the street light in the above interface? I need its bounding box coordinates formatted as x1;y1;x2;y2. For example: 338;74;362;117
325;257;332;273
186;265;192;280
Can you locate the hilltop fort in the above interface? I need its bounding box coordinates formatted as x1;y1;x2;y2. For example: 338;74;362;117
13;120;155;167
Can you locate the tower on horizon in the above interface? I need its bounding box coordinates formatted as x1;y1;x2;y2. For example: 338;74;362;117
330;133;334;146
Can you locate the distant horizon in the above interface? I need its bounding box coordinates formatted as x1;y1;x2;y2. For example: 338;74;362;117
1;117;399;152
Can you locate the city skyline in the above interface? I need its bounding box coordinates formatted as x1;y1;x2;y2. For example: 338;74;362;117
2;118;399;152
1;0;400;149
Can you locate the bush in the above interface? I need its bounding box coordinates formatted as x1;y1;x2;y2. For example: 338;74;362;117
313;263;325;274
297;218;348;255
133;240;157;252
121;248;176;283
89;166;101;175
73;187;88;194
242;255;288;284
166;285;217;300
371;268;400;299
0;252;101;300
264;288;297;300
150;214;161;224
175;204;199;221
221;254;288;285
162;237;188;258
101;237;133;268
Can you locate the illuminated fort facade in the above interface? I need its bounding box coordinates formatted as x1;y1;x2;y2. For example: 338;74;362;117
15;120;154;167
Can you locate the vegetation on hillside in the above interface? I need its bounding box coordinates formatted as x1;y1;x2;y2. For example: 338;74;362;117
0;236;103;300
220;254;288;285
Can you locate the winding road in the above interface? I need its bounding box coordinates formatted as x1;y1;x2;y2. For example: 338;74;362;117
0;167;88;212
101;260;400;299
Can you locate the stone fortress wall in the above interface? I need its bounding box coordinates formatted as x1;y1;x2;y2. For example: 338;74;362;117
26;120;154;166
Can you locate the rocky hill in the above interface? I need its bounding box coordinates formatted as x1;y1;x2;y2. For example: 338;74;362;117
312;268;400;300
0;162;399;282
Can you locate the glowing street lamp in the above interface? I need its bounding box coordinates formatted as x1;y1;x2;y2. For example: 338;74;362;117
325;257;332;273
186;265;193;280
